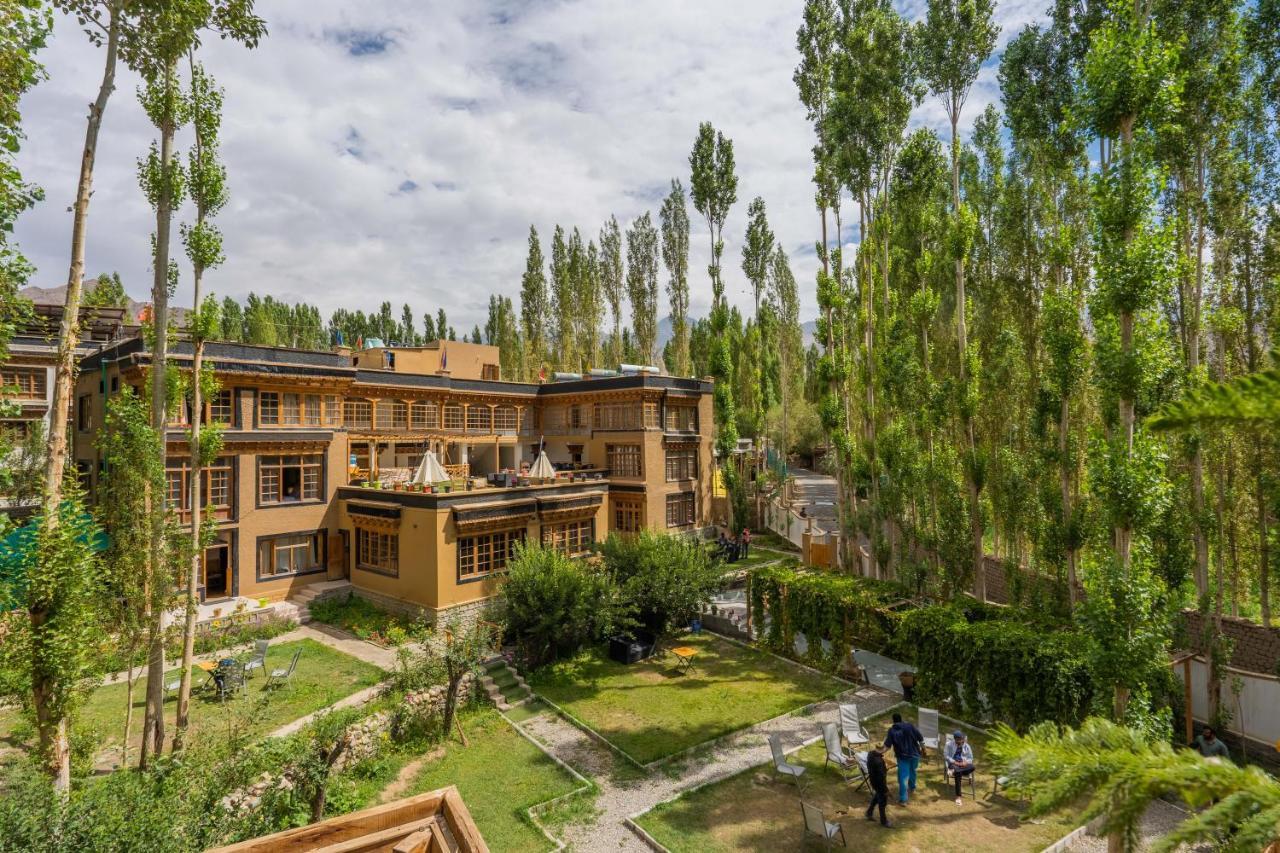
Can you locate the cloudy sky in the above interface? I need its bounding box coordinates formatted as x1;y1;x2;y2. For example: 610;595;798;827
16;0;1047;333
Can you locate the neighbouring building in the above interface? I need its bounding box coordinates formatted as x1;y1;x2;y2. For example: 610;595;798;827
73;336;715;624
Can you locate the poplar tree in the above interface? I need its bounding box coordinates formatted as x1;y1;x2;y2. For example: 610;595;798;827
625;212;660;366
600;216;626;369
768;245;802;456
659;181;691;376
577;239;603;370
549;225;574;370
173;59;227;752
741;196;775;437
917;0;999;599
520;225;547;377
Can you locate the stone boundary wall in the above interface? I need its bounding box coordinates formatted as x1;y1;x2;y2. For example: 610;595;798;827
1181;610;1280;674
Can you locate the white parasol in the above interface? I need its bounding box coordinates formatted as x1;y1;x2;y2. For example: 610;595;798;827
411;450;450;485
528;450;556;480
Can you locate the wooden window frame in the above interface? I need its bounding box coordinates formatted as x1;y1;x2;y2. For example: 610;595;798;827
541;519;595;556
443;404;464;431
607;444;642;478
256;530;326;581
344;398;372;430
665;447;698;482
457;527;525;582
375;399;408;430
411;401;439;430
256;453;324;507
2;367;46;399
355;526;399;576
258;391;280;426
666;491;696;528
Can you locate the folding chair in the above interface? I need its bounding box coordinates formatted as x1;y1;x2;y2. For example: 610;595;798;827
242;639;270;679
838;703;869;751
266;649;302;690
919;707;943;767
800;801;847;849
822;722;857;782
768;733;808;792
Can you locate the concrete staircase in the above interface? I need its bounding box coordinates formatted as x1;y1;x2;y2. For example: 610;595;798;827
286;580;353;625
480;657;532;711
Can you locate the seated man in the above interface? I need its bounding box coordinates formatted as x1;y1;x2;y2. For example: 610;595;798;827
1191;725;1231;760
944;730;975;805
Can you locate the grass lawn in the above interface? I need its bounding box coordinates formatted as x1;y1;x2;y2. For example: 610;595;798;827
402;708;585;852
528;632;847;764
636;709;1080;852
0;639;385;762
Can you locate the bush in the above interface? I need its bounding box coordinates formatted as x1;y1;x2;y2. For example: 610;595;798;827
602;531;721;643
309;593;413;646
500;544;619;665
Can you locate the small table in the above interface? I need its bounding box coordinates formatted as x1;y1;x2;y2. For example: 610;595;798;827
670;646;698;675
196;660;219;691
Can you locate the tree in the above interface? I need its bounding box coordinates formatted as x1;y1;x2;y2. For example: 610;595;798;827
399;304;416;346
219;295;242;340
625;212;659;366
549;225;574;370
173;57;228;752
768;246;802;457
917;0;999;599
990;717;1280;852
84;272;127;308
740;196;776;437
600;215;626;369
659;180;691;376
602;531;721;645
519;225;547;378
576;238;603;370
501;544;619;665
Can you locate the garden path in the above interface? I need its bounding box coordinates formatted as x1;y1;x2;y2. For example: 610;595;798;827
513;683;900;851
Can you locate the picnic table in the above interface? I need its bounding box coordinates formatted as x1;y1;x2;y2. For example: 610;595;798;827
670;646;698;675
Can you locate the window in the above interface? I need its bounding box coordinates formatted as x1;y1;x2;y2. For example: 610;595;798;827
259;391;279;425
665;447;698;481
666;492;696;527
481;364;500;380
644;402;660;429
258;454;322;504
77;394;92;432
411;401;439;430
356;527;398;576
375;399;407;430
613;499;643;534
542;519;594;556
458;528;525;580
209;389;233;424
2;368;45;399
324;395;342;425
665;404;697;432
607;444;642;478
344;398;372;430
304;394;322;426
443;403;463;431
593;402;643;430
569;405;585;429
166;458;234;518
466;405;491;432
259;532;323;577
282;393;302;425
494;406;518;432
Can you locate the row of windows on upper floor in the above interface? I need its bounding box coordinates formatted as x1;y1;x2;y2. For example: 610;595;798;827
76;386;701;435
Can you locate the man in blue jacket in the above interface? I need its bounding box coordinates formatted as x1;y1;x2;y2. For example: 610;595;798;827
883;712;925;804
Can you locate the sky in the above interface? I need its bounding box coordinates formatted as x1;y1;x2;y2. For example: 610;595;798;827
15;0;1049;334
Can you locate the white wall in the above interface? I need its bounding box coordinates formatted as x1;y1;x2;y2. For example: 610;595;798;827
1177;656;1280;748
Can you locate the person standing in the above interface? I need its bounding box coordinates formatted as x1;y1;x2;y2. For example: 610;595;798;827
883;712;925;804
944;731;976;805
1191;726;1231;760
864;745;892;827
742;527;752;559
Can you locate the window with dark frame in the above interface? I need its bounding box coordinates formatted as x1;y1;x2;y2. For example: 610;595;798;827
356;527;398;576
607;444;642;477
613;499;643;534
209;389;233;424
76;394;92;431
259;391;279;425
458;528;525;580
665;447;698;481
665;404;697;432
258;454;322;504
541;519;594;556
164;457;235;518
2;368;45;399
258;532;323;577
666;491;696;527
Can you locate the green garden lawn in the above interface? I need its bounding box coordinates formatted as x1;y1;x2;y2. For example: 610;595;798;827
1;638;385;762
528;632;847;764
636;708;1080;852
403;708;584;852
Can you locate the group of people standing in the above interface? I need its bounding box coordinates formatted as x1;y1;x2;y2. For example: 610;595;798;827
715;527;752;562
863;712;976;827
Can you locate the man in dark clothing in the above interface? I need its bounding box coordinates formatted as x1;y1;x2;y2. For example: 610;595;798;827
883;712;925;804
1191;726;1231;760
864;746;892;826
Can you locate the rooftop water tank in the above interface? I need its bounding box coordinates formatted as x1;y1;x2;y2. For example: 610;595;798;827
552;371;583;381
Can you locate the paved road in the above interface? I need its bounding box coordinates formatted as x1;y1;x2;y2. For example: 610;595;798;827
788;465;840;531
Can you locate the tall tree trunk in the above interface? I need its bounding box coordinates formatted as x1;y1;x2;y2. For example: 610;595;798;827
32;5;121;792
174;282;205;752
1060;396;1078;607
141;58;180;767
1189;157;1209;599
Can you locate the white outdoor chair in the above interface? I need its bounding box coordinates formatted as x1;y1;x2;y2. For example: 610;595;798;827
838;703;869;750
919;707;942;766
242;639;270;678
851;751;873;792
768;733;808;792
822;722;857;782
800;801;847;849
265;649;302;691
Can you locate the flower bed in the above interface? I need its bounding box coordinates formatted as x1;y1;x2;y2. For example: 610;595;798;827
309;593;414;646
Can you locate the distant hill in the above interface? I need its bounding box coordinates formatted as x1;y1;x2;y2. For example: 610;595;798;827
20;281;186;326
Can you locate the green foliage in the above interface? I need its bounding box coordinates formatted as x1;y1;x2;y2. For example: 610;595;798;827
309;592;413;647
500;544;619;665
601;531;721;642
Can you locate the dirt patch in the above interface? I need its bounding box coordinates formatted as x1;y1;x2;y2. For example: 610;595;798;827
378;746;444;803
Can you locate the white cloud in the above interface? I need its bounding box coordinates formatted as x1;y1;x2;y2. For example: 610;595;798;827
15;0;1049;333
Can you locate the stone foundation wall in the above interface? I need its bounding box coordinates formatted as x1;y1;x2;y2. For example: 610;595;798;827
1181;610;1280;674
348;587;495;632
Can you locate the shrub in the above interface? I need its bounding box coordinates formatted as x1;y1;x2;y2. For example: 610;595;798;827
309;593;413;646
501;544;619;665
602;531;721;643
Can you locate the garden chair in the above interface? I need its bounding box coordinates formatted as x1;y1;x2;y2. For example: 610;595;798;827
242;640;270;679
919;707;942;766
822;723;857;782
800;801;846;849
768;733;807;792
164;674;182;701
215;664;246;702
838;703;869;750
266;649;302;690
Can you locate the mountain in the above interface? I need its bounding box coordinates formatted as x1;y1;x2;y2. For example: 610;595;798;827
20;281;185;326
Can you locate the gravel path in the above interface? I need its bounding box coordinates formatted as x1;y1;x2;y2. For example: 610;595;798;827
1068;799;1213;853
513;684;901;851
